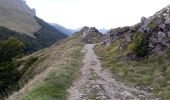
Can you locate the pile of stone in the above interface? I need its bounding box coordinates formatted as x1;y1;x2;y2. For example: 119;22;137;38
80;26;103;44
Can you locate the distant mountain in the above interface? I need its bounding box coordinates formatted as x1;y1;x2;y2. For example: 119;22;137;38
98;28;108;34
51;23;108;35
50;23;79;36
0;0;67;53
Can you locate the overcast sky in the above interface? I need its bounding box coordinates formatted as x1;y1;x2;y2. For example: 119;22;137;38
26;0;169;29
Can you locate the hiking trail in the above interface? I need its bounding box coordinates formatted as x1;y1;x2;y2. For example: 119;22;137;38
68;44;156;100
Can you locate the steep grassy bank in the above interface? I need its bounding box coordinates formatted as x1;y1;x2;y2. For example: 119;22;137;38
8;33;84;100
94;43;170;100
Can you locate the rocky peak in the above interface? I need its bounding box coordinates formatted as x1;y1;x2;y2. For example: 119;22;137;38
79;26;103;44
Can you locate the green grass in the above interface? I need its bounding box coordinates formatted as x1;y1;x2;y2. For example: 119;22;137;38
94;43;170;100
21;43;83;100
5;32;83;100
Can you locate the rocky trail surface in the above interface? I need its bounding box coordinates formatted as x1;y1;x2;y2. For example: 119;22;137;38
68;44;157;100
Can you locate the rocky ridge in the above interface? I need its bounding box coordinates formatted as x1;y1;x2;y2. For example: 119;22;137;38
79;26;103;44
104;4;170;55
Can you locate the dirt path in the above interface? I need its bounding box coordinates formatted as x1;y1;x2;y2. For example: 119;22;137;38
68;44;157;100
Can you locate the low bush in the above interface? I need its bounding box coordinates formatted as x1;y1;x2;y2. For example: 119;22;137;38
129;33;149;57
0;38;24;98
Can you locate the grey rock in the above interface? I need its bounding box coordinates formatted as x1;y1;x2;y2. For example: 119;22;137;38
157;31;166;42
149;43;154;48
159;23;166;29
105;4;170;55
168;32;170;37
165;17;170;24
80;27;103;44
141;17;148;25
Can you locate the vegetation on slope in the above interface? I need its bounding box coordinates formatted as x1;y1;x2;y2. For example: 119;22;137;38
0;17;68;53
0;38;24;98
0;27;44;53
0;17;68;98
94;42;170;99
0;37;48;99
128;32;149;57
8;33;84;100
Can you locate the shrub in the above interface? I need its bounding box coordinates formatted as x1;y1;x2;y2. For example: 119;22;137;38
0;38;24;97
129;33;149;57
0;37;24;62
148;21;159;31
25;57;38;67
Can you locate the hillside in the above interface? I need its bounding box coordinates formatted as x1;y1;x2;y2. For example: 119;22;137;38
95;4;170;99
5;27;104;100
7;31;84;100
2;2;170;100
0;0;68;53
0;0;39;36
6;27;156;100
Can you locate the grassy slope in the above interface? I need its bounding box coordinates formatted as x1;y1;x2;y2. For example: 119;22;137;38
12;33;84;100
94;43;170;100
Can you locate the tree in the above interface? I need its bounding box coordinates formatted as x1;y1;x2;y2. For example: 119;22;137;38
0;37;24;62
0;37;24;96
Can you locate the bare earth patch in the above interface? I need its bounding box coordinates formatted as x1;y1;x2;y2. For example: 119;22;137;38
68;44;157;100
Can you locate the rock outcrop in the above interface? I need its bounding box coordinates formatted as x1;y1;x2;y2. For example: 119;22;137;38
79;26;103;44
104;4;170;55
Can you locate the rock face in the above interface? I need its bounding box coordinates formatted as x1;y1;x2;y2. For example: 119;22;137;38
0;0;40;37
104;4;170;54
80;27;103;44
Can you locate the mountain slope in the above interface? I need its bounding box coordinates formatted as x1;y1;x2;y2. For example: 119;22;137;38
34;17;68;47
0;0;68;53
50;23;76;36
7;31;84;100
7;27;157;100
0;0;39;37
4;1;170;100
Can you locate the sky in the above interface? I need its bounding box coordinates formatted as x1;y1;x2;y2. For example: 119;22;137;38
25;0;170;29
